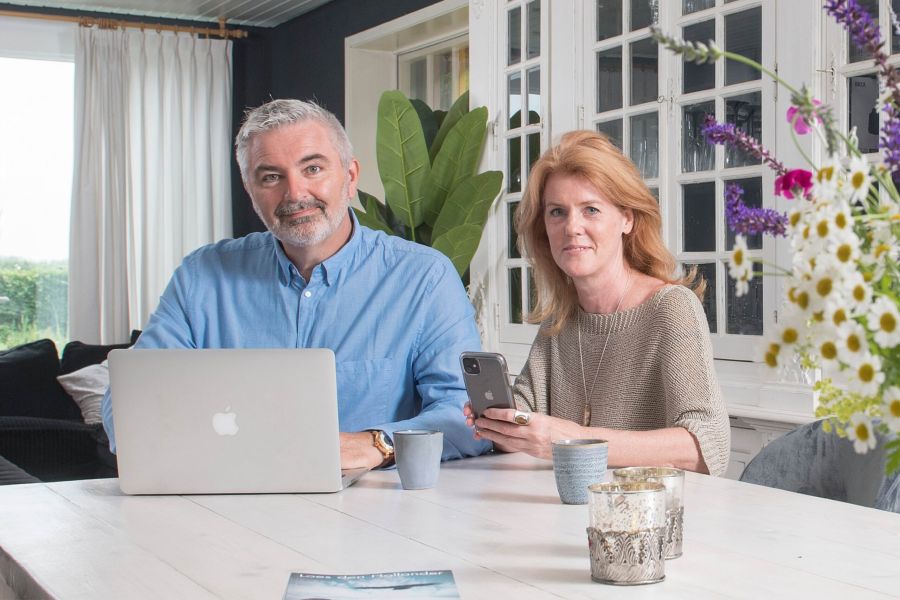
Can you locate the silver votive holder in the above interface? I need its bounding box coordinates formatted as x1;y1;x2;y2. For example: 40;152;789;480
586;482;666;585
613;467;685;559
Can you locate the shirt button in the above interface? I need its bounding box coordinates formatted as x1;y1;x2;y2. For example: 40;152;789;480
303;290;312;298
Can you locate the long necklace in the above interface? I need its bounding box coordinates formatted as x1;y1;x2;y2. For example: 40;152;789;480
577;269;632;426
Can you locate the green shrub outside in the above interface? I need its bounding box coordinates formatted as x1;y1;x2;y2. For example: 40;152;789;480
0;258;68;352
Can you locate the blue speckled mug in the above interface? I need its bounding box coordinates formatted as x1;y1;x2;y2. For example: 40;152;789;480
552;439;609;505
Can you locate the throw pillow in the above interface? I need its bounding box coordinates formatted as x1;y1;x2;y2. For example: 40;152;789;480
59;330;142;375
57;361;109;425
0;338;80;419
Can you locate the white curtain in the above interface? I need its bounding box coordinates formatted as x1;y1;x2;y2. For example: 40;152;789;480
70;27;232;344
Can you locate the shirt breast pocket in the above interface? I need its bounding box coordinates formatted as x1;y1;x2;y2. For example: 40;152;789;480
335;358;396;429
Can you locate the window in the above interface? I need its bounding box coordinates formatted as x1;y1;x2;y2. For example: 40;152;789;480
500;0;546;344
0;18;74;350
399;36;469;111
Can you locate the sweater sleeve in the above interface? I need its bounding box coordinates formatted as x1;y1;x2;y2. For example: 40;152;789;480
657;287;731;476
512;326;553;414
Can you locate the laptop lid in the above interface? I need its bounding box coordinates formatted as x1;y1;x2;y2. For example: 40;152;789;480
108;348;344;495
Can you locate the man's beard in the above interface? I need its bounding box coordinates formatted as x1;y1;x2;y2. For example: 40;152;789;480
256;191;349;248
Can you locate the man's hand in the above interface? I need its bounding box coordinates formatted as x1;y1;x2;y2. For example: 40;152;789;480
340;431;385;470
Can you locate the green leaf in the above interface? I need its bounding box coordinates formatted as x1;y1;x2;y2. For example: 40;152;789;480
432;224;485;277
431;171;503;241
354;191;393;234
429;91;469;162
433;109;447;130
423;107;489;227
376;91;431;233
410;98;438;151
885;437;900;476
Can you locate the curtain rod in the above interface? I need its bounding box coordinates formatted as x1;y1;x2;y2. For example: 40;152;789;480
0;9;248;39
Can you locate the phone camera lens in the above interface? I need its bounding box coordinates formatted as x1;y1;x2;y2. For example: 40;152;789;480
463;358;481;375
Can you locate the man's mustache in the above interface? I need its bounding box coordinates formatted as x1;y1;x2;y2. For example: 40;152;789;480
275;199;326;218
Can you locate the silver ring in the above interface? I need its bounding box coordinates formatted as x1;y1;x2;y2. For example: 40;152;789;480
513;410;532;426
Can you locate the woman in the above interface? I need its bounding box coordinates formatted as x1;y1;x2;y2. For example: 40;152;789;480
467;130;730;475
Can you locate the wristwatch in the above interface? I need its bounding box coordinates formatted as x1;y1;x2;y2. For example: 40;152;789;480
370;430;395;467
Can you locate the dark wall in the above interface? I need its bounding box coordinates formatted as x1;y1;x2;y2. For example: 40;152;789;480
231;0;442;236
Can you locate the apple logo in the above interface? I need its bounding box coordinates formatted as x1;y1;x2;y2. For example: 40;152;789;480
484;390;494;401
212;406;239;436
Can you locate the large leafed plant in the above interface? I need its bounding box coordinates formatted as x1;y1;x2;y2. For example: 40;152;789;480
354;91;503;277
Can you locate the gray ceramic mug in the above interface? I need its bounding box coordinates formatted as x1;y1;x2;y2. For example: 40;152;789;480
394;429;443;490
551;439;609;504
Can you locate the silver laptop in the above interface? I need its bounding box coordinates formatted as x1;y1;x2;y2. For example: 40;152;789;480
108;348;367;495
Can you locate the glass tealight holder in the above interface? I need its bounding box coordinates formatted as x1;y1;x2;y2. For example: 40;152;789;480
586;482;666;585
613;467;685;559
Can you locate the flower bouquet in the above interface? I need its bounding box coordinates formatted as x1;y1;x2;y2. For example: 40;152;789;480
653;0;900;474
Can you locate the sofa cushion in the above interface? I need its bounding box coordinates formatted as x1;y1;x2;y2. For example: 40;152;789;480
59;330;142;375
57;362;108;425
0;339;80;420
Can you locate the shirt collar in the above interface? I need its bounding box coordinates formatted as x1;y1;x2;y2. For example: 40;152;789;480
272;208;361;287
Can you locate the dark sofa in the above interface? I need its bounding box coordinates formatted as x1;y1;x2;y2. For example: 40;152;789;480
0;332;139;484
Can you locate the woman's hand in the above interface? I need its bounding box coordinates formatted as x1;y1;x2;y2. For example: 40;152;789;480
466;406;584;460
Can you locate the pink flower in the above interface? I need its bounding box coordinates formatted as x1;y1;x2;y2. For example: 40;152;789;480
786;101;822;135
774;169;814;199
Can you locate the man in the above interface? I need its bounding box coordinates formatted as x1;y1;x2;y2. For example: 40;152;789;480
101;99;490;468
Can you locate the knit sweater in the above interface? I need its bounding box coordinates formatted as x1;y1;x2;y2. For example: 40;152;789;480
513;284;731;476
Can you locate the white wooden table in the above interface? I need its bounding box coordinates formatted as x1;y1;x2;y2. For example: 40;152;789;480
1;452;899;599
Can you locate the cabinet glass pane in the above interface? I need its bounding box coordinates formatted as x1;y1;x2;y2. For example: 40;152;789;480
509;201;521;258
630;37;658;105
597;0;623;41
597;119;623;149
597;47;623;112
408;58;426;102
629;112;659;178
725;91;761;168
509;267;523;324
508;137;522;193
527;0;541;59
508;72;522;129
683;182;716;251
527;67;541;124
508;7;522;65
435;50;453;110
682;101;715;172
684;262;717;333
683;20;715;93
630;0;657;31
649;187;659;202
528;132;541;173
850;0;877;62
726;270;763;335
725;7;761;85
849;74;880;154
894;0;900;55
725;177;762;250
682;0;714;14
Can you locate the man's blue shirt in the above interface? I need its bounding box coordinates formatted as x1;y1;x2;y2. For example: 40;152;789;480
101;212;490;460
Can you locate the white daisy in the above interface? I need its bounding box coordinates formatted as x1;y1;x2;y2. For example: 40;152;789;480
848;353;884;397
881;387;900;432
846;156;872;204
837;321;869;365
867;296;900;348
842;271;873;314
728;235;753;296
847;412;878;454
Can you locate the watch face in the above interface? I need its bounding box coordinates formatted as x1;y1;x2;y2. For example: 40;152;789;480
378;431;394;452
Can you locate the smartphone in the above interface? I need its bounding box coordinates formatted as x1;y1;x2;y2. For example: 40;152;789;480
459;351;516;418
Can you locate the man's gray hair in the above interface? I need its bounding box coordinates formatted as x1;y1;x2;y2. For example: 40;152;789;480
235;99;354;182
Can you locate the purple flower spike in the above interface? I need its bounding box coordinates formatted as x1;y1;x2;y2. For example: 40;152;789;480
702;115;788;176
774;169;814;199
825;0;883;54
882;104;900;173
725;183;788;237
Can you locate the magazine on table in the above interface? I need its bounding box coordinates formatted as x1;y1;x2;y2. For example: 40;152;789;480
282;569;459;599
